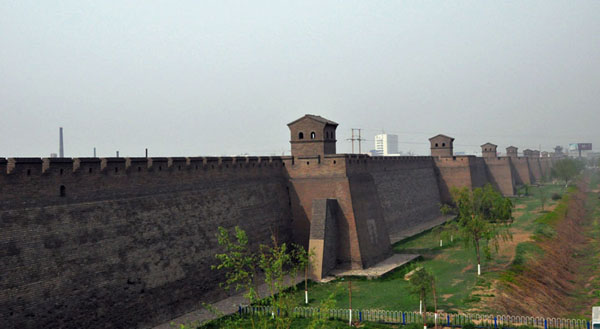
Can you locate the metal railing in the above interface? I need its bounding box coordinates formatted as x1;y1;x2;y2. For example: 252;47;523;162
238;306;591;329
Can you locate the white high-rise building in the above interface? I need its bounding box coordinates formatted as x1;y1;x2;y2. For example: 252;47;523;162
374;134;399;156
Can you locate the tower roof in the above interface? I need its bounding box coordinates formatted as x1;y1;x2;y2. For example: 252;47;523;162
287;114;338;127
428;134;454;141
481;142;497;148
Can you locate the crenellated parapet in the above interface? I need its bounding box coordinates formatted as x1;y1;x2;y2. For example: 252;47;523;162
0;156;288;210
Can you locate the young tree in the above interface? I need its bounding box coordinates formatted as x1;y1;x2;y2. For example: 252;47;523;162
444;184;513;276
539;187;548;212
551;158;583;188
409;267;434;329
213;226;310;329
213;226;260;303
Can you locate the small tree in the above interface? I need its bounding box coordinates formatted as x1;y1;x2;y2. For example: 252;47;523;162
539;187;548;212
444;184;513;276
551;158;584;188
409;267;434;329
213;226;310;329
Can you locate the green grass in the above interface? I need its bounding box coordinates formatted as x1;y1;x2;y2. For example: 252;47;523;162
198;315;397;329
287;183;566;313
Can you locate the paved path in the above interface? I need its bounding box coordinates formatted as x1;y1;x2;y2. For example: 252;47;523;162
389;215;453;244
330;253;419;278
152;275;304;329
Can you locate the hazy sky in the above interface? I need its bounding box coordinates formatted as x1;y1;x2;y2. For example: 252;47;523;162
1;1;599;157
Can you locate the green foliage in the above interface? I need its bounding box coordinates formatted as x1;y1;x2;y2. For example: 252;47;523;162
213;226;260;303
551;158;585;187
551;192;562;201
462;322;476;329
442;184;513;273
408;267;433;301
538;187;549;211
212;226;310;329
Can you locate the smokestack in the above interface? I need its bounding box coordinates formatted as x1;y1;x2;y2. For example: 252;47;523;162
59;127;64;158
93;147;96;157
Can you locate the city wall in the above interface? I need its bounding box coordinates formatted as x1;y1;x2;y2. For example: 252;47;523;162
484;157;517;196
0;151;546;328
0;156;293;329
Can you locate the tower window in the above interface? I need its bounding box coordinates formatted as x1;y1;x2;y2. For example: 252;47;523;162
60;185;66;197
442;143;446;147
298;132;304;140
435;143;439;147
310;132;316;139
89;168;93;174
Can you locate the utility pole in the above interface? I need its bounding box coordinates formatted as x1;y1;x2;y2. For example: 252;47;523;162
347;128;365;154
358;129;362;154
93;147;96;157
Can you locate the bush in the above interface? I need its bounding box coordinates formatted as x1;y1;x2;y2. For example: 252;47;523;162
462;322;476;329
551;193;562;201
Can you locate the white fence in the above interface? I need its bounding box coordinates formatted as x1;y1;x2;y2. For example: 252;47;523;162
239;306;591;329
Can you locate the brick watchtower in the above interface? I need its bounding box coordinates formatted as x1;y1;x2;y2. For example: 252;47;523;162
506;146;518;158
429;134;454;157
288;114;338;157
481;143;497;158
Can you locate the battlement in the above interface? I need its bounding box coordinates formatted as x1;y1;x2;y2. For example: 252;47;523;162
0;156;288;184
482;156;512;164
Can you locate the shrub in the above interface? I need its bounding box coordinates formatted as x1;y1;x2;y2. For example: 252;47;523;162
551;193;561;201
463;322;476;329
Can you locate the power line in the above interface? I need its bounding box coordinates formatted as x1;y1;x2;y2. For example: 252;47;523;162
346;128;365;154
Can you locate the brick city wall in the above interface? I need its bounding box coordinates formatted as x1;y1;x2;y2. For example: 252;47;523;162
483;157;517;196
367;156;442;242
510;157;532;185
0;157;292;329
527;158;543;183
0;151;546;328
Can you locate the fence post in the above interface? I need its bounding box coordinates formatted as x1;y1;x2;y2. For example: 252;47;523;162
403;312;406;325
545;319;548;329
359;311;362;323
238;305;242;315
448;314;451;327
495;316;498;329
587;321;590;329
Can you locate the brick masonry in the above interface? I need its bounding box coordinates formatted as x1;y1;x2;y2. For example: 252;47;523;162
0;115;552;328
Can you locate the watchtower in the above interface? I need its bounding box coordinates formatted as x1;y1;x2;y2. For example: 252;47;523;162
429;134;454;157
481;143;497;158
288;115;338;157
506;146;518;158
523;149;535;158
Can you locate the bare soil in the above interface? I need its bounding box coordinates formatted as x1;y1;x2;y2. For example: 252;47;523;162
493;179;590;317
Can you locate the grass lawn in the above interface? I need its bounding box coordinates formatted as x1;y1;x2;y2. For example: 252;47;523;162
290;183;566;314
199;316;399;329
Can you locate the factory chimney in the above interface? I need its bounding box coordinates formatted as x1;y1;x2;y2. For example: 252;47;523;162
59;127;64;158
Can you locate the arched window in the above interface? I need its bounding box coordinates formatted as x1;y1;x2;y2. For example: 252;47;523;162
442;143;446;147
298;132;304;140
310;132;316;139
435;143;439;147
60;185;66;197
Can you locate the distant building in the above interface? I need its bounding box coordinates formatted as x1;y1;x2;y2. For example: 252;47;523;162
429;134;454;157
374;133;399;156
50;153;58;158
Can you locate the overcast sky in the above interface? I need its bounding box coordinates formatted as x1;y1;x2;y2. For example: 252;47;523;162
1;1;599;157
